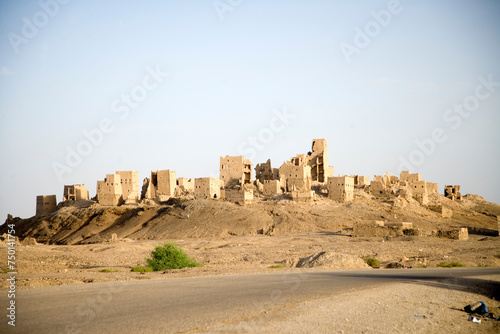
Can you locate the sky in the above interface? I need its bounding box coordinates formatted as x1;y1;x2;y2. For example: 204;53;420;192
0;0;499;220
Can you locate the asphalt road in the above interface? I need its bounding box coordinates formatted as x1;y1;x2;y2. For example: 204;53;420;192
1;267;499;333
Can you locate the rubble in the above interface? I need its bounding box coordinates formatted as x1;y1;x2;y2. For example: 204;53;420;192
432;228;468;240
428;204;453;218
295;252;370;269
353;221;416;237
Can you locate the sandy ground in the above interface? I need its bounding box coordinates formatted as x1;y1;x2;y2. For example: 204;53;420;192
1;195;499;332
1;235;499;333
206;276;500;334
1;233;499;287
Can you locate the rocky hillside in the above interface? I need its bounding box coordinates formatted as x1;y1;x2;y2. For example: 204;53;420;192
2;192;499;245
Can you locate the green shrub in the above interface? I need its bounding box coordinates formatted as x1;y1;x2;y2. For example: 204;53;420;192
131;266;153;272
436;261;465;268
268;264;285;269
145;243;202;271
364;258;380;267
99;268;118;273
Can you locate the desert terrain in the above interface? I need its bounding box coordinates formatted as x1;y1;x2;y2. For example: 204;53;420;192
1;190;500;286
1;190;499;332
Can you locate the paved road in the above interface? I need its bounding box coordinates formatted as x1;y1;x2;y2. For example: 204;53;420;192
1;267;499;333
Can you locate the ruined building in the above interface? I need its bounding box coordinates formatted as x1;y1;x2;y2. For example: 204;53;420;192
306;139;334;183
263;180;282;196
278;161;311;191
97;174;123;206
400;171;422;183
354;175;370;187
194;177;221;199
327;176;354;202
279;139;334;184
254;159;279;183
63;184;89;201
36;195;57;215
368;171;438;204
411;180;429;205
254;159;283;196
176;178;194;193
445;185;462;201
279;162;314;200
220;156;252;189
252;139;333;200
97;171;139;206
224;188;254;203
142;170;177;201
34;138;454;213
116;171;140;203
219;156;254;203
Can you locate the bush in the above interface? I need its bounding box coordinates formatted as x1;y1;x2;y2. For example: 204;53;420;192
99;268;118;273
144;243;202;271
364;258;380;267
268;265;285;269
131;266;153;272
436;261;465;268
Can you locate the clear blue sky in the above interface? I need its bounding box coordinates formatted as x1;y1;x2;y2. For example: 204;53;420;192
1;0;499;219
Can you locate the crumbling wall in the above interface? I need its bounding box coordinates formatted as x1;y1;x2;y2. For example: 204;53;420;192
400;171;422;183
224;189;253;203
381;171;397;188
327;176;354;202
142;170;176;201
97;174;123;206
445;185;462;201
428;205;453;218
426;182;439;194
432;228;468;240
255;159;279;183
307;139;334;183
413;193;429;205
370;180;385;195
353;221;412;237
36;195;57;215
354;175;370;187
176;177;194;192
263;179;282;196
411;181;427;195
157;170;176;198
220;156;252;188
194;177;221;199
116;171;140;203
466;226;500;237
279;163;312;192
291;190;315;201
63;184;89;201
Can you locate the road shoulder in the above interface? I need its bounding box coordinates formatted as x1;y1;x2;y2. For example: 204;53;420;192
205;274;500;334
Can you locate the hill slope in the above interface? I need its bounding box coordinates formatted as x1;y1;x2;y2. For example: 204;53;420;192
2;192;499;245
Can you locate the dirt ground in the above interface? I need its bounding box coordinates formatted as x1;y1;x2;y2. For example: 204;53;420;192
208;276;500;334
1;235;499;333
1;233;499;287
1;194;499;332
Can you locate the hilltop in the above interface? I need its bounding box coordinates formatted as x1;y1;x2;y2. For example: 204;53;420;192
3;190;499;245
